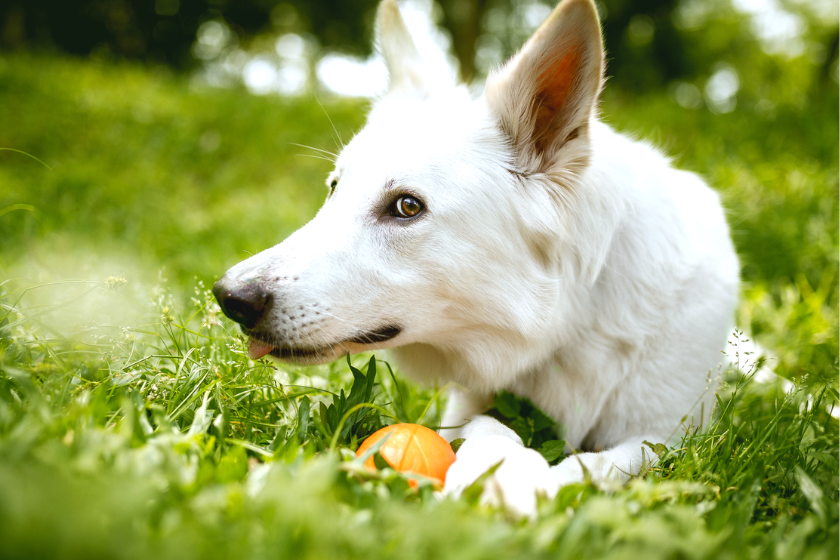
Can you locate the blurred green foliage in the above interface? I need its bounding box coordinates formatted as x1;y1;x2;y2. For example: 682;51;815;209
0;54;365;285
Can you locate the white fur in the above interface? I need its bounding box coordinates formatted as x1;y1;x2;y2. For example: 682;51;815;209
216;0;739;515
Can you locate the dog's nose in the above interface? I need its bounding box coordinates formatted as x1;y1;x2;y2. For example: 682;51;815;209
212;280;270;329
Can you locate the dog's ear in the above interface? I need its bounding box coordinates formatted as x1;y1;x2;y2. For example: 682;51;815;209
484;0;604;173
376;0;452;96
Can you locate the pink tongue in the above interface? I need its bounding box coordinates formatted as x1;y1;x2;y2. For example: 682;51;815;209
248;339;274;360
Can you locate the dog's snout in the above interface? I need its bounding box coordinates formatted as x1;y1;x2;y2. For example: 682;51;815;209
212;280;270;329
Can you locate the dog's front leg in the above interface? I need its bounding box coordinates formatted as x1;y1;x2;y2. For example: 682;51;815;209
438;386;494;441
441;388;559;515
444;421;661;515
551;437;659;487
443;416;559;516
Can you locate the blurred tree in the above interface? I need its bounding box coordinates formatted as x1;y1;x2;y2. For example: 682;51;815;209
438;0;486;82
1;0;836;94
0;0;379;68
444;0;838;94
441;0;688;87
599;0;689;90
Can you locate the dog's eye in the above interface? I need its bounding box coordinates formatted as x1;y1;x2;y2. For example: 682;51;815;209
392;196;423;219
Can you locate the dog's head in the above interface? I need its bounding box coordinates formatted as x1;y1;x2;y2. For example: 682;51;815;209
214;0;607;389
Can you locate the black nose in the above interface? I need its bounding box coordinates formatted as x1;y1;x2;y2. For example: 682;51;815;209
212;280;270;329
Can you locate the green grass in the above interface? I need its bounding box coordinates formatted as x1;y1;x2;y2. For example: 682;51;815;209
0;52;838;559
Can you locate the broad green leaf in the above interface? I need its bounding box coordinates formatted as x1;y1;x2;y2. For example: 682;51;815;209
538;439;566;463
373;451;390;470
297;396;311;440
319;401;332;435
795;466;826;524
450;438;465;453
644;440;669;458
462;460;504;505
493;391;521;418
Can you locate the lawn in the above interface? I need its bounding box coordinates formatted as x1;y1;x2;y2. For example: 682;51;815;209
0;52;837;559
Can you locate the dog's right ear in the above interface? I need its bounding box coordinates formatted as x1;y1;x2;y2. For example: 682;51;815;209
484;0;604;174
376;0;450;97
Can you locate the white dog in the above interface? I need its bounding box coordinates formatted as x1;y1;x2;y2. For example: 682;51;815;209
213;0;740;515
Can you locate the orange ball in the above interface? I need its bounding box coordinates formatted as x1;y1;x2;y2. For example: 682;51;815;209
356;423;456;487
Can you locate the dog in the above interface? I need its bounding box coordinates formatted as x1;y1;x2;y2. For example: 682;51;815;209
212;0;739;515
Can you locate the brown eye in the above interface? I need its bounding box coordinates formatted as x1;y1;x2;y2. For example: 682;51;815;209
393;195;423;218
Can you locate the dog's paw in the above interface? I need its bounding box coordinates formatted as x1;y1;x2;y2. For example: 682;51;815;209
550;454;589;487
551;452;633;488
444;435;559;516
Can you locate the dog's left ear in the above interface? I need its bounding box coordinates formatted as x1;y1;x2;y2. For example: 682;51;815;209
376;0;454;97
485;0;604;173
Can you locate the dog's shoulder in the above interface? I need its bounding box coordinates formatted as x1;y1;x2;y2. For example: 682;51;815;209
588;120;726;221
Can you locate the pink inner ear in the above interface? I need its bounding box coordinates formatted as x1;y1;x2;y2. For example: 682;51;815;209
533;50;580;154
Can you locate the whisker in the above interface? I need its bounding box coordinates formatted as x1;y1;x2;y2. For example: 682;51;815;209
315;94;345;150
308;329;333;353
295;154;336;163
289;143;338;159
317;308;355;326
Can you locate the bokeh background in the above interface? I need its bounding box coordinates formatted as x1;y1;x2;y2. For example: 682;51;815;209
1;0;837;381
0;1;837;559
2;0;838;94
